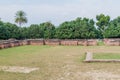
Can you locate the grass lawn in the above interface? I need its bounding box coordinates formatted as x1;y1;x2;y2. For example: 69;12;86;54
93;53;120;59
0;45;120;80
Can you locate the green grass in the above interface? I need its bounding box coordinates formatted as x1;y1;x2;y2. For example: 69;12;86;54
0;45;120;80
97;40;105;46
93;53;120;59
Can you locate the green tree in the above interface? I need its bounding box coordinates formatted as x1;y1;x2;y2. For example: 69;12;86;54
27;24;42;39
104;16;120;38
3;22;20;39
55;17;97;39
96;14;110;38
0;21;8;39
55;21;74;39
0;21;21;40
40;22;55;39
15;10;27;27
78;18;97;39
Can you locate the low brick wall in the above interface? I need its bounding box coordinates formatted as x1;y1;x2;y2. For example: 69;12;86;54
22;40;30;45
78;39;97;46
0;39;98;49
14;41;20;47
104;39;120;46
9;41;20;47
61;40;78;46
29;39;44;45
0;40;21;49
87;39;98;46
0;43;5;49
19;40;24;46
44;39;60;46
78;39;87;46
2;42;11;48
2;38;120;50
10;41;15;47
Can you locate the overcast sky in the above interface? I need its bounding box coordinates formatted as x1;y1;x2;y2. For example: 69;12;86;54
0;0;120;26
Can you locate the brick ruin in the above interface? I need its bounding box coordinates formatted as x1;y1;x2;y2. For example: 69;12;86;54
29;39;44;45
104;39;120;46
60;40;78;46
44;39;60;46
2;38;120;49
0;39;98;49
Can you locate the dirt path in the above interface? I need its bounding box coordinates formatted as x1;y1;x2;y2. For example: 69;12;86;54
0;66;39;73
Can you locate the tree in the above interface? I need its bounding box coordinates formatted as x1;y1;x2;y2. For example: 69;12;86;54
40;22;55;39
96;14;110;38
55;17;97;39
3;22;20;39
55;21;74;39
0;21;8;39
104;16;120;38
15;10;27;27
79;18;97;39
27;24;42;39
0;21;21;40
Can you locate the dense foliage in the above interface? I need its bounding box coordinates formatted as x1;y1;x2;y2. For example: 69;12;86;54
55;18;97;39
1;14;120;40
104;16;120;38
96;14;110;38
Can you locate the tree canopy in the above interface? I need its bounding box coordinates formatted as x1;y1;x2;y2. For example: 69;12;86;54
104;16;120;38
0;14;120;40
96;14;110;38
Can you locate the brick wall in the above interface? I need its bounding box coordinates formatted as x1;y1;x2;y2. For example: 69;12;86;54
0;43;5;49
29;39;44;45
87;39;98;46
44;39;60;46
78;39;87;46
104;39;120;46
60;40;78;46
0;39;98;49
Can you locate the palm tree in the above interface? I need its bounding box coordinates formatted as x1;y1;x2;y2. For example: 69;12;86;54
15;10;27;27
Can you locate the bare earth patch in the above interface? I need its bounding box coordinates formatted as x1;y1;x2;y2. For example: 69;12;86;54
83;70;120;80
0;66;39;73
57;64;120;80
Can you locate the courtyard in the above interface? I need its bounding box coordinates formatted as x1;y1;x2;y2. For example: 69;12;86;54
0;45;120;80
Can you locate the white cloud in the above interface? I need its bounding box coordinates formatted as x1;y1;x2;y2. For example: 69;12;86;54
0;0;120;26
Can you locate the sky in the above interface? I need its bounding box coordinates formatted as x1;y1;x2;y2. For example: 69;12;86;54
0;0;120;26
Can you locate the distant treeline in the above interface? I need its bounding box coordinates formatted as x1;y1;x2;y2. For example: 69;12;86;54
0;14;120;40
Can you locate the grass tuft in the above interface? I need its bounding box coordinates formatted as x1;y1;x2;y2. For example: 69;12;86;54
93;53;120;59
